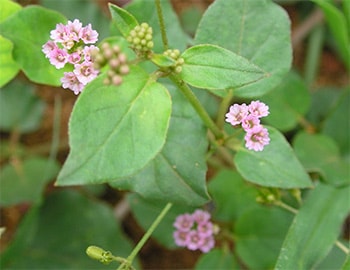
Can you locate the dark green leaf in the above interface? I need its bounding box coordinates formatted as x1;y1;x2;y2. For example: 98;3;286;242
0;190;137;269
0;79;45;133
0;6;68;85
208;170;259;222
195;249;239;269
111;83;209;206
0;157;60;206
180;44;268;91
261;70;311;131
235;207;293;269
275;183;350;269
109;3;138;38
194;0;292;97
235;126;313;188
56;66;171;185
127;193;193;248
293;132;350;187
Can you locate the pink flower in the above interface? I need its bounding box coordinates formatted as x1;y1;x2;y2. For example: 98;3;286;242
199;236;215;253
192;209;211;224
174;214;194;232
225;103;249;126
173;230;189;247
74;61;99;85
83;45;99;62
248;100;269;118
66;19;83;42
80;24;99;44
48;47;68;69
42;40;58;57
197;222;213;237
187;230;204;251
50;23;68;43
68;51;82;64
244;125;270;151
241;114;260;131
61;72;84;95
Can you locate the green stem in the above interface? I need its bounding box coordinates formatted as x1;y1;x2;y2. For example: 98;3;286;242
335;241;349;255
170;74;224;140
155;0;168;50
117;202;173;270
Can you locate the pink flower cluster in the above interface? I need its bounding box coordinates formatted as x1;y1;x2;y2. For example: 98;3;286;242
42;19;99;94
225;100;270;151
173;210;215;253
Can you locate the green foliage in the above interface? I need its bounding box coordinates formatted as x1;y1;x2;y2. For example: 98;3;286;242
235;127;313;188
0;190;137;269
0;157;59;206
0;80;45;133
0;6;67;85
194;0;292;97
0;0;22;23
275;183;350;269
0;36;19;87
109;3;139;38
195;249;239;269
56;66;171;185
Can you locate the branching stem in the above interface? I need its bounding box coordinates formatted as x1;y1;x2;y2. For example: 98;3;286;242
155;0;168;50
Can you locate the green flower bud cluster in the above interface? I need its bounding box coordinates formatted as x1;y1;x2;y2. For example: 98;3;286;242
256;188;280;205
93;42;130;86
127;23;154;56
163;49;184;73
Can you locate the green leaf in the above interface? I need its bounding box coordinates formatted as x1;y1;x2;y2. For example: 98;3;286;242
0;0;22;23
0;6;67;85
261;70;311;131
0;157;60;206
125;0;188;52
195;249;239;269
150;53;175;67
108;3;138;38
0;35;19;87
312;0;350;69
275;183;350;269
208;170;260;222
180;44;268;91
111;83;209;206
127;193;193;249
0;79;45;133
235;207;293;269
342;256;350;270
194;0;292;97
0;190;137;269
56;66;171;185
322;88;350;156
293;132;350;187
234;126;313;188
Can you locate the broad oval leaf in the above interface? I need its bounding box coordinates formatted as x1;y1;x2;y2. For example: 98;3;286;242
0;6;67;85
234;126;313;188
0;35;19;87
194;0;292;97
180;44;268;90
275;183;350;269
293;132;349;187
109;3;138;38
56;66;171;185
111;83;210;206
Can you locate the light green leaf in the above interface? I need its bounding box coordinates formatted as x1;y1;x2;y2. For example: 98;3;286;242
0;0;22;23
0;6;67;85
234;126;313;188
0;190;137;269
109;3;138;38
0;157;60;206
275;183;350;269
111;83;209;206
56;66;171;185
195;249;239;270
180;44;268;91
235;207;293;269
293;132;350;187
194;0;292;97
127;193;193;249
0;79;45;133
0;35;19;87
261;70;311;131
